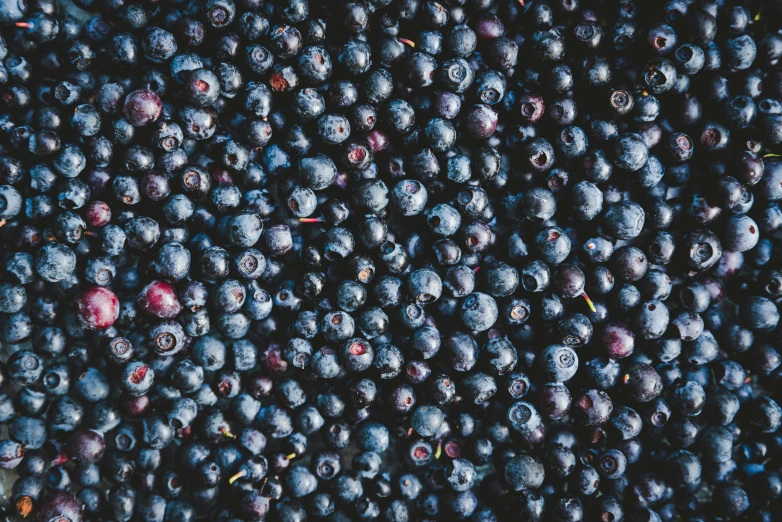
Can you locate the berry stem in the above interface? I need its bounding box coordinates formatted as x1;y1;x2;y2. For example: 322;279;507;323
228;470;247;484
582;292;596;313
299;217;324;223
398;38;416;48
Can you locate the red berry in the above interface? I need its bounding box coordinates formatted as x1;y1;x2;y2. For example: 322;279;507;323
599;321;635;359
75;286;120;330
84;201;111;228
366;129;389;153
261;342;288;376
137;281;182;318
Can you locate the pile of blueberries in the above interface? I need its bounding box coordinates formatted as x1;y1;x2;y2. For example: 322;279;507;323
1;0;782;520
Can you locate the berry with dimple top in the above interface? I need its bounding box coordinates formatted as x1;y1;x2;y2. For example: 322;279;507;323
75;286;120;330
0;440;24;469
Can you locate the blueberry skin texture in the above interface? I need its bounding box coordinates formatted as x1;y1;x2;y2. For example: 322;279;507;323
740;296;780;331
355;421;389;453
604;201;645;240
7;351;44;386
0;440;24;469
428;204;462;236
0;185;22;219
507;401;542;434
10;416;47;450
222;212;263;248
723;215;759;252
391;180;428;217
317;113;351;145
540;344;579;382
570;181;603;220
339;338;373;372
407;268;442;305
298;154;337;190
505;455;545;491
723;34;757;71
614;133;649;171
34;243;77;282
460;292;498;332
284;466;318;498
35;491;85;522
410;405;445;438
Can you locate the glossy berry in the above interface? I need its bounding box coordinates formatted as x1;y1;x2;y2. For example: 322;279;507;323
75;287;119;330
123;89;162;127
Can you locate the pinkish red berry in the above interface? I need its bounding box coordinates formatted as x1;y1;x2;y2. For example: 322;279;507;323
75;286;120;330
84;201;111;228
366;129;389;153
599;321;635;359
137;281;182;318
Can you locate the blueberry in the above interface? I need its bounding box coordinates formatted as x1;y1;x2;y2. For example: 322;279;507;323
460;292;498;331
505;455;545;491
507;401;541;434
540;344;579;382
410;405;444;438
391;179;428;216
